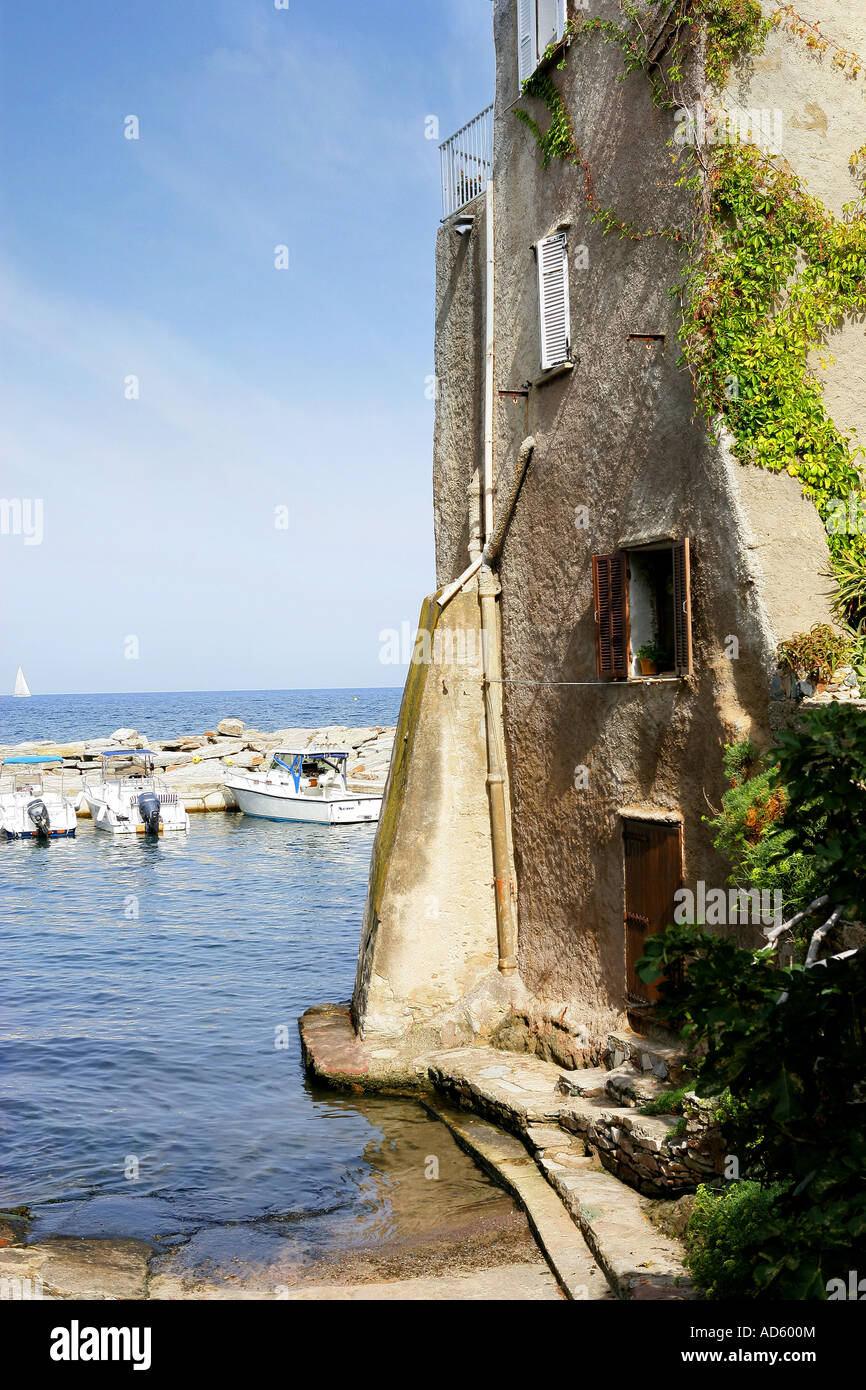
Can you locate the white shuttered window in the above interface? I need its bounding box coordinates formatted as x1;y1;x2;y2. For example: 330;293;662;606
537;231;571;370
517;0;536;85
518;0;568;87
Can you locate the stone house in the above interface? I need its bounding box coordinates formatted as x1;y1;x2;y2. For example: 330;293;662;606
308;1;866;1075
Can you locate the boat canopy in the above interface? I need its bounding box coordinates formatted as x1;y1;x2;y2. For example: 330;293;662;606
102;749;152;758
2;755;63;765
274;749;349;759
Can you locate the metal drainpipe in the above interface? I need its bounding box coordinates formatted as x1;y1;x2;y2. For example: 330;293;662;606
479;564;517;975
478;179;518;977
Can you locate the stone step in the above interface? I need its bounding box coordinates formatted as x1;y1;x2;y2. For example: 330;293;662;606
545;1161;695;1300
604;1067;670;1109
423;1098;614;1300
427;1047;565;1133
556;1066;609;1098
606;1029;689;1083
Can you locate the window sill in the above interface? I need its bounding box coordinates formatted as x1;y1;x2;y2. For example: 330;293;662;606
533;360;574;389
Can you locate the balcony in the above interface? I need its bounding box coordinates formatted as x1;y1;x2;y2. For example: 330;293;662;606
439;104;493;220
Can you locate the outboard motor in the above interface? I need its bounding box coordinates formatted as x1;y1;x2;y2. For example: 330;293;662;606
27;798;51;839
137;791;161;836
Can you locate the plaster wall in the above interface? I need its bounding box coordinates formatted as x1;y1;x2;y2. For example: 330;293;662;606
353;589;499;1039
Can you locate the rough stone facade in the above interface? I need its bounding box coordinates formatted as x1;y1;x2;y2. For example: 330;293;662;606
349;2;866;1062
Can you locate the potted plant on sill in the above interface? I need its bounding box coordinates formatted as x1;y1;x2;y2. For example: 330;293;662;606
636;641;664;677
777;624;854;696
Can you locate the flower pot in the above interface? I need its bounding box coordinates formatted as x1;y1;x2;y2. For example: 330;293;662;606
639;659;657;676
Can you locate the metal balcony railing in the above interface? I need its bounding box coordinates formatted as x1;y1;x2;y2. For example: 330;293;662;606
439;104;493;220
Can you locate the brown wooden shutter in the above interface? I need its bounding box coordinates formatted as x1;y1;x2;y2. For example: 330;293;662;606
672;538;693;677
623;819;683;1002
592;551;629;679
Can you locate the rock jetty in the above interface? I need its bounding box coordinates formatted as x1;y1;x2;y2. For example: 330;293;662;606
0;721;396;815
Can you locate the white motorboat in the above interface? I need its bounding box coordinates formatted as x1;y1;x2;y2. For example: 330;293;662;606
83;750;190;836
0;756;78;839
225;749;382;825
13;666;31;698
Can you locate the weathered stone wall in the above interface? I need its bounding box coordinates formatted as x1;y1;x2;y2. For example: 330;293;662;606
474;0;859;1044
433;193;487;589
353;589;499;1039
348;2;866;1066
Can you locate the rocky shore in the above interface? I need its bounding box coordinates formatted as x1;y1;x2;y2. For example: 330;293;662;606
0;720;396;814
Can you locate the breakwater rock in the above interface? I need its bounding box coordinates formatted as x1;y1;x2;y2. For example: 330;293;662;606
0;721;396;815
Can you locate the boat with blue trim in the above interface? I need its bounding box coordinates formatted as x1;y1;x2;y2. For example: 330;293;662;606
225;749;382;825
0;756;78;839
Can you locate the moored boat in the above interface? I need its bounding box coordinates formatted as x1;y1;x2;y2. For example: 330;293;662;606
225;749;382;825
0;756;78;839
82;751;190;835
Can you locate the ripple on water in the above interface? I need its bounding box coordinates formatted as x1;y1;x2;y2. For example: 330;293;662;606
0;814;514;1279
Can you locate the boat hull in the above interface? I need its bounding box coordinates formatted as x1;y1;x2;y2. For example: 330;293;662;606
0;794;79;841
2;827;75;840
83;794;191;835
227;780;381;825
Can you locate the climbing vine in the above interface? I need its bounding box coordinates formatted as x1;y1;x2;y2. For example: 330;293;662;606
514;0;866;635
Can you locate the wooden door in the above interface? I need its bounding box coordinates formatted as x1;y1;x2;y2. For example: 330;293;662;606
623;818;682;1002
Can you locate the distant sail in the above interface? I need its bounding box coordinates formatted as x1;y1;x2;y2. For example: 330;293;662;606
13;667;31;698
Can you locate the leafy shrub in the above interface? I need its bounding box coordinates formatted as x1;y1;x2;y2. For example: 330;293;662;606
777;623;853;685
637;924;866;1298
705;741;823;921
772;703;866;918
686;1182;785;1300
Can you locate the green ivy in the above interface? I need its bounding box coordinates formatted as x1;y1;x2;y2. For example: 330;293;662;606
514;3;866;627
678;140;866;599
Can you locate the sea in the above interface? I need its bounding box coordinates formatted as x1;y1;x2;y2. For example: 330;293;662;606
0;690;516;1290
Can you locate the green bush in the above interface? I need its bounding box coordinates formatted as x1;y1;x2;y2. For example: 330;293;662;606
686;1182;785;1300
705;741;823;922
773;704;866;918
638;925;866;1298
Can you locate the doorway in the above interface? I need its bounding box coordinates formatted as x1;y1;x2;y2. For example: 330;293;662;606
622;817;683;1003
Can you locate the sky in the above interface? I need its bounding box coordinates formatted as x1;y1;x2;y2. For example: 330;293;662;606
0;0;494;694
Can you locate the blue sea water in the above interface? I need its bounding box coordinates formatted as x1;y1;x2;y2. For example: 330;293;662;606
0;691;511;1287
0;688;403;746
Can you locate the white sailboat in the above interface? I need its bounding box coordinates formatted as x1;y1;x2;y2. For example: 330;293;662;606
13;667;31;698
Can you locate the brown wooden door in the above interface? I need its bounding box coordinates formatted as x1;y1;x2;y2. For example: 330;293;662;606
623;818;683;1002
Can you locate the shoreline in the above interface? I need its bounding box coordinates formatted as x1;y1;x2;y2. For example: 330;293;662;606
0;721;396;815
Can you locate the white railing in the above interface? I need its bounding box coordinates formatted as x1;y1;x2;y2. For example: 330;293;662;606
439;105;494;220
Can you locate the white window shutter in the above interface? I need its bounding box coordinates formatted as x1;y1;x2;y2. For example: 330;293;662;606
537;231;571;370
518;0;536;87
556;0;567;40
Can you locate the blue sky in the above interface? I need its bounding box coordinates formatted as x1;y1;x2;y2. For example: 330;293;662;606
0;0;493;694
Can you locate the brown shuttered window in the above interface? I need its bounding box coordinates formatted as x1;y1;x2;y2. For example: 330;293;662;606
623;819;683;1003
592;551;629;679
672;538;693;677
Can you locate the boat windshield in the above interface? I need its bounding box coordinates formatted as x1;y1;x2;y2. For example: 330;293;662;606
1;758;63;793
271;753;347;786
100;753;155;781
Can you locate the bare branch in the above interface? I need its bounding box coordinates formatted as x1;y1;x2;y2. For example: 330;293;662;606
763;895;830;949
805;907;845;969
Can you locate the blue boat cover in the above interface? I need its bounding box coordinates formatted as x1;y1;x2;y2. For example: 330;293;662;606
3;755;63;765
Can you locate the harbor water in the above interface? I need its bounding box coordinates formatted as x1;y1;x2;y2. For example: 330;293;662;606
0;691;529;1291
